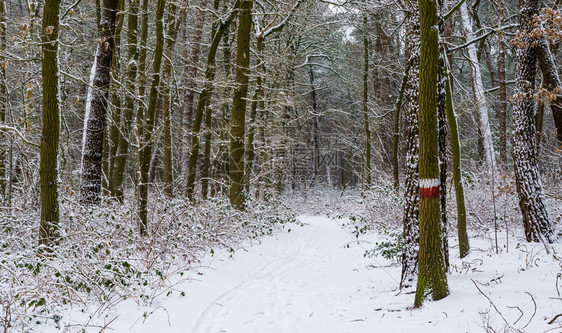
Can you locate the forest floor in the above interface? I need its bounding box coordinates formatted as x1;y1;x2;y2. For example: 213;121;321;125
50;214;562;333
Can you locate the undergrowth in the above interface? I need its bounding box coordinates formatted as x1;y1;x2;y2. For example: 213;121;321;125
0;192;296;332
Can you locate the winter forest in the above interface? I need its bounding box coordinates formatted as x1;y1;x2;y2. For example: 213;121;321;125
0;0;561;331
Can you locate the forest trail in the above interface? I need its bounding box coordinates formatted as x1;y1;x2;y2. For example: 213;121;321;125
97;215;561;333
113;215;397;333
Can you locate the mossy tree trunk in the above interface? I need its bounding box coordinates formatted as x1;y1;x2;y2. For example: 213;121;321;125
80;0;120;205
104;0;125;195
186;1;240;200
229;0;253;209
159;2;185;197
137;0;166;235
39;0;61;246
109;0;139;201
414;0;449;307
443;52;469;258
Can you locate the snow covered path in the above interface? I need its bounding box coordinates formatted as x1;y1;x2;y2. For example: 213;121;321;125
78;215;561;333
112;215;395;333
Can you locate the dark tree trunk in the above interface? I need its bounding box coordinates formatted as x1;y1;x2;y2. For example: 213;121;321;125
512;0;556;244
80;0;119;205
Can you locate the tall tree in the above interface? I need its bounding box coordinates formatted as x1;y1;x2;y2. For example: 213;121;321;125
459;0;495;170
536;41;562;145
512;0;556;244
414;0;449;306
185;1;240;200
0;0;6;198
80;0;120;205
229;0;253;209
109;0;139;201
400;4;421;290
39;0;61;246
362;11;372;188
137;0;166;235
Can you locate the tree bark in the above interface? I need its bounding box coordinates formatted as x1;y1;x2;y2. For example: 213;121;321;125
0;0;6;198
444;53;469;258
512;0;556;244
80;0;119;205
137;0;166;235
459;0;496;170
186;3;239;200
160;3;185;196
363;13;372;188
180;0;207;175
392;64;409;192
414;0;449;306
109;0;139;201
229;0;253;209
39;0;61;246
400;6;420;290
536;41;562;145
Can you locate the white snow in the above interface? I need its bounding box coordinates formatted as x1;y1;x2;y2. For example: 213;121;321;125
48;215;562;332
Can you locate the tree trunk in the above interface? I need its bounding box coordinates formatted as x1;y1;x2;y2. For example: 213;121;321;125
109;0;139;201
104;0;125;195
497;25;508;166
180;0;207;175
444;53;469;258
414;0;449;307
392;64;409;192
39;0;61;246
0;0;6;198
512;0;556;244
536;41;562;145
459;0;496;170
363;13;372;188
80;0;119;205
400;7;420;290
229;0;253;209
137;0;166;235
186;3;239;200
160;3;185;196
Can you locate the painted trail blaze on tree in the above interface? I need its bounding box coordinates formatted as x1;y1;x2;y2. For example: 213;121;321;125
414;0;448;307
419;178;439;199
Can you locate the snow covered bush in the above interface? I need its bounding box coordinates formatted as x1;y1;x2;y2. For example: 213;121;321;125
0;192;296;332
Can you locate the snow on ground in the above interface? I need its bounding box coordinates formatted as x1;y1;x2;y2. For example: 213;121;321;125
53;215;562;332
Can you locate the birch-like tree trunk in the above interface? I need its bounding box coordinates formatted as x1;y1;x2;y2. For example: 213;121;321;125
512;0;556;244
459;1;495;170
80;0;119;205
